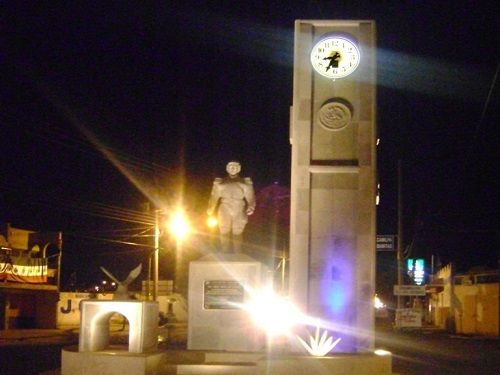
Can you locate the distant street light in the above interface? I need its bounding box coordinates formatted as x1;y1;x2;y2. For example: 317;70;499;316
168;209;191;241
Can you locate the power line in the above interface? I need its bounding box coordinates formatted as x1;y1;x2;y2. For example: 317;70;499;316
1;181;155;226
64;232;156;249
463;63;498;170
20;121;175;175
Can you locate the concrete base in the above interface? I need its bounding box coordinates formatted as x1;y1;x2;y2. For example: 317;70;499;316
62;346;394;374
188;253;267;351
62;346;166;375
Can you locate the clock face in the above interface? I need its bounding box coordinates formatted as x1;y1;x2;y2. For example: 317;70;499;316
310;36;361;79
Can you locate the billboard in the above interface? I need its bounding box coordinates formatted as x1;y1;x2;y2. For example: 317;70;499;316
393;285;426;296
0;256;48;283
376;235;396;251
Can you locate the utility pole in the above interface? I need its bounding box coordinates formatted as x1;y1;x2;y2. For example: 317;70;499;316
153;210;160;301
397;160;403;324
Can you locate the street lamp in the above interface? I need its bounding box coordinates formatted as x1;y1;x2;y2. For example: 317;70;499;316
168;209;191;241
152;208;191;301
167;208;191;296
153;210;161;301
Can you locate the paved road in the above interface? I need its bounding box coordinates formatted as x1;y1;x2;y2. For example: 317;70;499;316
1;325;499;375
0;330;77;375
375;323;500;375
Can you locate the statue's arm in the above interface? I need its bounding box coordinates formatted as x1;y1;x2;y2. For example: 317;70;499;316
244;177;256;215
207;178;222;215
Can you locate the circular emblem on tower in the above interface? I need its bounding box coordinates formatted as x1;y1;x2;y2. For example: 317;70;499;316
317;101;352;131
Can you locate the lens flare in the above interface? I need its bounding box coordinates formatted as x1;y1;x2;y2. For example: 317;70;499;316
168;210;190;241
244;288;301;337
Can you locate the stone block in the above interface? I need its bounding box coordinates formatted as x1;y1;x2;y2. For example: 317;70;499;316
187;254;266;351
79;300;158;353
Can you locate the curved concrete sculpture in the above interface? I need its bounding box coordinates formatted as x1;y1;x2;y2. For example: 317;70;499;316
78;299;158;353
79;264;158;353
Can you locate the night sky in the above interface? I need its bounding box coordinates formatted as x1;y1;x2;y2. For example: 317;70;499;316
1;2;498;288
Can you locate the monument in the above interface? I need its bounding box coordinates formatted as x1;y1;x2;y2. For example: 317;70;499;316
62;264;160;375
289;20;377;352
60;20;393;375
187;161;265;350
207;160;256;253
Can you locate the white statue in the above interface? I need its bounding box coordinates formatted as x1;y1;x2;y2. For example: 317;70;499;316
207;161;256;253
100;263;142;300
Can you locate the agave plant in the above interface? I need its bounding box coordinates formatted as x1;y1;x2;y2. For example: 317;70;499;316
296;322;341;357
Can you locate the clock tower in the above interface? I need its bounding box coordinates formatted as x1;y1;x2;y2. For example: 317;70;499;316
289;20;377;352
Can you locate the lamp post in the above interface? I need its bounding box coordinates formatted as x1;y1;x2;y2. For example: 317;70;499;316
153;209;161;301
396;160;403;326
151;207;191;301
168;209;190;295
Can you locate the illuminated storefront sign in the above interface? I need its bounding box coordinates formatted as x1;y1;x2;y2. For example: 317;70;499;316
407;258;425;285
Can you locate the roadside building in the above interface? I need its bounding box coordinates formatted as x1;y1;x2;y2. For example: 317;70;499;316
0;223;62;329
428;263;499;335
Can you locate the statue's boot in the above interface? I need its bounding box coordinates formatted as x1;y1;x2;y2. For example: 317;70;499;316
220;234;231;253
233;234;243;253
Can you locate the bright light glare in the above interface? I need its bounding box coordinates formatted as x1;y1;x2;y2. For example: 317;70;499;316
244;288;301;337
168;210;190;241
374;295;386;309
374;349;391;356
206;216;218;228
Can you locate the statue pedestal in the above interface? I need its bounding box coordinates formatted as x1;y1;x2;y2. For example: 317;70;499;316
187;253;267;351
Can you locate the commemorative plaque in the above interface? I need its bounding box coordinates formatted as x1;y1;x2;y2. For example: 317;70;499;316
203;280;244;310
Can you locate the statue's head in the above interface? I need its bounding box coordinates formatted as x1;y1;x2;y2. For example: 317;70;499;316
226;161;241;177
